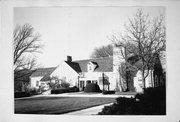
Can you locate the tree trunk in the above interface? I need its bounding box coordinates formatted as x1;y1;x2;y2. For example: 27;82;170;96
142;70;146;90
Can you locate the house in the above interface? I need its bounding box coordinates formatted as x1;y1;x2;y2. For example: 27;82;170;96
132;51;166;92
30;67;56;89
29;45;166;92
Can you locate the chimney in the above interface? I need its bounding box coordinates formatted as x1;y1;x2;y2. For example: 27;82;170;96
67;56;72;62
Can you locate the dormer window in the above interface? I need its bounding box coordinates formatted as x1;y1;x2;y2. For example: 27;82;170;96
87;63;93;72
87;62;97;72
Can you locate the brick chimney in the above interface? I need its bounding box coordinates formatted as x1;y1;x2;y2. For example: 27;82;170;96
67;56;72;62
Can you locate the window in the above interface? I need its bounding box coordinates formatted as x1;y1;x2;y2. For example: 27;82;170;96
88;63;92;72
92;80;98;84
36;81;39;87
80;80;84;88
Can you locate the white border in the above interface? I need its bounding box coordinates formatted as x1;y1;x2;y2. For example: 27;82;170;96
1;0;180;122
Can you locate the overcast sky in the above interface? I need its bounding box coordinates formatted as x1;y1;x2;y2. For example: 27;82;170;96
14;6;165;67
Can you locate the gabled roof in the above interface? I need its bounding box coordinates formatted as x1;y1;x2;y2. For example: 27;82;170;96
65;61;82;73
30;67;56;77
65;56;113;73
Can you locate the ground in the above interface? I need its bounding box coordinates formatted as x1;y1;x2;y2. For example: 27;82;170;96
15;96;116;114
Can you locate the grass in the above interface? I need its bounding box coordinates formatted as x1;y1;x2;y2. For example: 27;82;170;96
15;96;116;114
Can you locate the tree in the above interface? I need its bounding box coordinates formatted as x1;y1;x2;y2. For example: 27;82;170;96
111;9;166;89
14;23;43;70
90;44;113;58
14;23;43;91
49;76;70;89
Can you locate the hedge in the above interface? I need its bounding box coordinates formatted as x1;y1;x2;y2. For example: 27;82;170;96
51;86;79;94
102;90;115;95
15;92;30;98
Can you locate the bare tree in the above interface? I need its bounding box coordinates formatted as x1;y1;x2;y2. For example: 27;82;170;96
14;23;43;70
14;23;43;91
111;9;166;89
90;44;113;58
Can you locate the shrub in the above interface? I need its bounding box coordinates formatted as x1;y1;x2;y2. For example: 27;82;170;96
68;86;79;92
14;92;30;98
102;90;115;94
135;86;166;115
51;88;69;94
98;86;166;115
51;86;79;94
28;88;40;95
84;83;101;93
98;97;136;115
61;81;70;88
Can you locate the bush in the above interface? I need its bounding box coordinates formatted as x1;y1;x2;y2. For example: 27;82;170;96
135;86;166;115
28;88;40;95
51;86;79;94
84;83;101;93
51;88;69;94
68;86;79;92
102;90;115;94
98;97;136;115
61;81;70;88
98;86;166;115
14;92;30;98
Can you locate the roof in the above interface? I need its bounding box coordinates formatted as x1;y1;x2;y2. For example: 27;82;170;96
65;56;113;73
65;61;82;73
40;74;51;81
30;67;56;77
129;52;166;72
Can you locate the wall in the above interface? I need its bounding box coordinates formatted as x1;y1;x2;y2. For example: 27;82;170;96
30;76;43;89
50;61;79;87
133;70;154;92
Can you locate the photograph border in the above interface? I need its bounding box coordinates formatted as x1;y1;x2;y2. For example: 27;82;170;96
1;0;180;122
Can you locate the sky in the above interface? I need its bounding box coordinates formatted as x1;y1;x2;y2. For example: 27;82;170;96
14;6;165;67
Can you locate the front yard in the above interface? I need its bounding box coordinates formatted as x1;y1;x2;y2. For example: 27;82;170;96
15;96;116;114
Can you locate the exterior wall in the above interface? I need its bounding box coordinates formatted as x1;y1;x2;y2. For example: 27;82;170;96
30;76;43;89
50;62;79;87
105;72;116;91
133;70;154;92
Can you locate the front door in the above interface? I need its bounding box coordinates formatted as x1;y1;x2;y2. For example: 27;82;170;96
79;80;85;91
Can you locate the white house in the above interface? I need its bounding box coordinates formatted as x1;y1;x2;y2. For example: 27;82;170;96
29;45;166;92
29;67;56;89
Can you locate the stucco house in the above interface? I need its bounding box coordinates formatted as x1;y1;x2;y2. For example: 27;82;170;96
29;45;166;92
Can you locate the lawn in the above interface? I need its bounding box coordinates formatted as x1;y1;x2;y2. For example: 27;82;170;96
15;96;116;114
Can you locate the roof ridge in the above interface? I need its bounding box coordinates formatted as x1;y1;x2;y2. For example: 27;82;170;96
35;67;57;70
72;56;113;62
